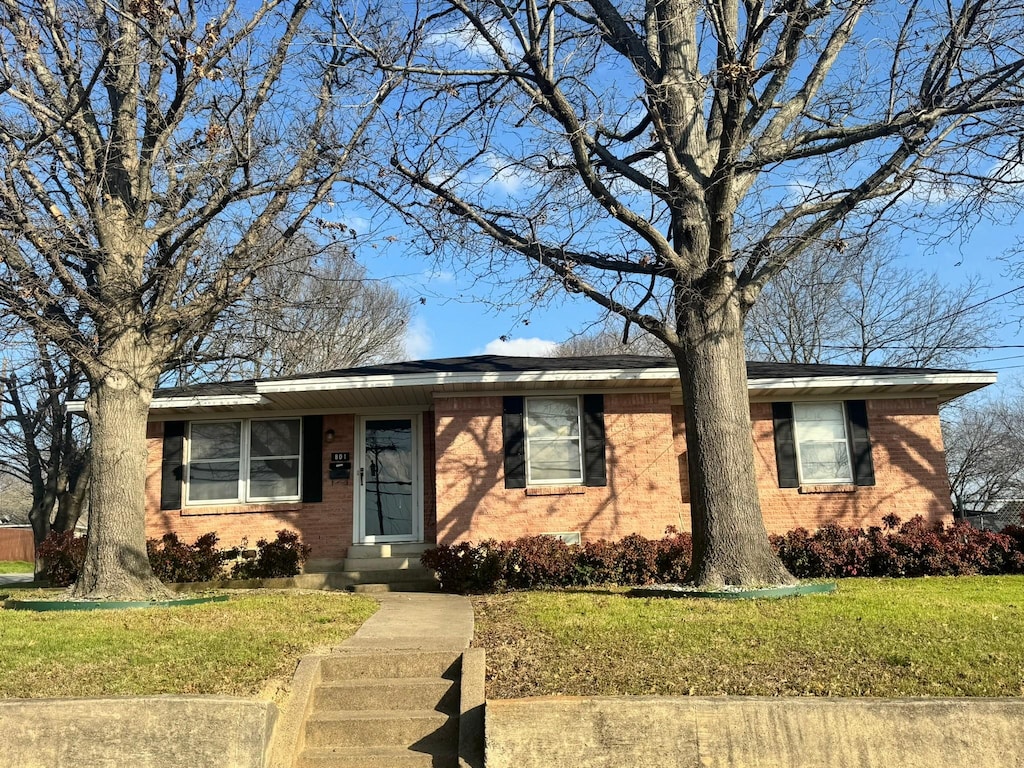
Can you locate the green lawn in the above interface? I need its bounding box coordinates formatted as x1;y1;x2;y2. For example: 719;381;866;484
0;591;377;698
473;577;1024;699
0;561;33;574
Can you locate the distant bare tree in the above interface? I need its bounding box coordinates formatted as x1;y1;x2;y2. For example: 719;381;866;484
746;239;998;367
171;238;411;382
0;474;31;526
0;326;90;573
556;318;668;357
944;393;1024;517
0;0;394;599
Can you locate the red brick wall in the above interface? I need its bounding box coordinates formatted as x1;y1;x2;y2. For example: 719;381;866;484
433;393;953;545
751;398;952;532
145;394;954;556
433;393;690;543
145;414;356;561
145;412;437;561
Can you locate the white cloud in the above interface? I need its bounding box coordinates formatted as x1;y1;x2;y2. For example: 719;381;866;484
403;317;434;360
482;337;558;356
482;154;524;194
424;21;517;64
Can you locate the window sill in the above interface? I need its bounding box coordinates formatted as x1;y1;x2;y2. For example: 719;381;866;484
178;502;304;516
798;484;857;494
525;486;586;497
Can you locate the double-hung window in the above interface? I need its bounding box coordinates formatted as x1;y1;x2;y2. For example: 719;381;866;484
792;402;854;484
186;418;302;504
524;397;583;485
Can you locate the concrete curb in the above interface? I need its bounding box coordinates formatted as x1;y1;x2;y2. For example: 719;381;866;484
0;696;276;768
458;648;486;768
267;654;325;768
486;695;1024;768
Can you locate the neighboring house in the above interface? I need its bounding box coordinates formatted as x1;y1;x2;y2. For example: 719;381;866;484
97;355;991;571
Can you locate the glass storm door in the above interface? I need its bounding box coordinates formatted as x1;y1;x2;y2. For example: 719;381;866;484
357;416;422;543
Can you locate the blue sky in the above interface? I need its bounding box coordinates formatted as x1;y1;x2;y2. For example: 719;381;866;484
349;210;1023;394
329;0;1024;394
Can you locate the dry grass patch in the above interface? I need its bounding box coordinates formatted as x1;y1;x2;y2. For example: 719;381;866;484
473;577;1024;699
0;591;377;698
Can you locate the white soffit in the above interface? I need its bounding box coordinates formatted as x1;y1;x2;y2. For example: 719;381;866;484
85;367;995;414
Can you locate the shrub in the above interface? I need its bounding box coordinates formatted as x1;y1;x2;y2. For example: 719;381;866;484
147;532;226;583
422;528;695;593
499;536;578;589
421;540;505;592
36;531;87;587
420;517;1024;594
230;530;311;579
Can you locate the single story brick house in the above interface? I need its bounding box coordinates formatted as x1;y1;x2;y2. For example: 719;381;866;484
128;355;991;570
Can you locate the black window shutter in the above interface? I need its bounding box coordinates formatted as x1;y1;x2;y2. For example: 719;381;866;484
772;402;800;488
160;421;186;510
503;396;526;489
582;394;607;487
301;415;323;502
846;400;875;486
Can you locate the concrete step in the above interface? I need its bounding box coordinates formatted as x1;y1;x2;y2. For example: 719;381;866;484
304;710;456;749
341;568;435;583
320;651;461;682
347;580;439;594
312;678;457;713
346;543;431;560
341;556;427;572
296;745;458;768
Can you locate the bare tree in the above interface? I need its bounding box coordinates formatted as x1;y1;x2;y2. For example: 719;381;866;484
0;328;90;573
171;236;411;382
0;0;394;599
943;393;1024;517
746;238;998;367
555;317;668;357
348;0;1024;586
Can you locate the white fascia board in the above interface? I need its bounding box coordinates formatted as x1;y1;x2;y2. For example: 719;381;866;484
67;394;270;414
150;394;271;409
256;368;997;395
747;372;997;391
253;368;679;393
127;369;995;411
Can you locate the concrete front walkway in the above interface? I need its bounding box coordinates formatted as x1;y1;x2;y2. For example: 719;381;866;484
0;573;33;586
340;592;474;652
270;592;478;768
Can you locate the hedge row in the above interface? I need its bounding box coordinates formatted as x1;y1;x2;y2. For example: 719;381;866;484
36;529;311;587
420;516;1024;593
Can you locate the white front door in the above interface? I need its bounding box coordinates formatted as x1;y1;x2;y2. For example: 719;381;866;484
355;415;423;544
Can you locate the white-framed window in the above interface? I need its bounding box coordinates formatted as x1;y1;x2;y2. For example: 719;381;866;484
792;402;854;484
186;418;302;504
524;396;583;485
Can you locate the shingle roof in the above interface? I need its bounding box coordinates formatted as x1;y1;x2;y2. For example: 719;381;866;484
152;354;986;399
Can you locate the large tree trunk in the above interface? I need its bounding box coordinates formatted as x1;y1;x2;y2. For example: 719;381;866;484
54;454;91;534
72;362;167;600
675;279;795;588
28;492;55;581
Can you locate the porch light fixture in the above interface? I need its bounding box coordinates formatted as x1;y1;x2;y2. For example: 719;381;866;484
324;428;336;443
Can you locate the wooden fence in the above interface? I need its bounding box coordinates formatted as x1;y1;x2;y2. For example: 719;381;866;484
0;528;34;561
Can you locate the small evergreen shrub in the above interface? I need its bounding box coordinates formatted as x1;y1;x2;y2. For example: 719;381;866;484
420;517;1024;593
422;528;693;593
37;531;87;587
147;532;226;583
421;540;505;592
230;530;311;579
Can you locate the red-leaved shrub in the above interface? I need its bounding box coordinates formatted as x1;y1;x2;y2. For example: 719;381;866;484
37;530;87;587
